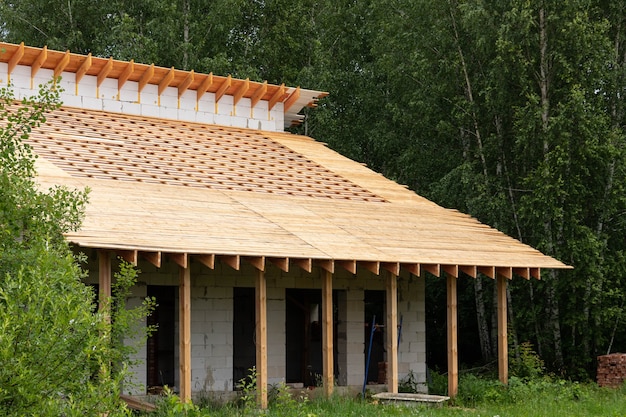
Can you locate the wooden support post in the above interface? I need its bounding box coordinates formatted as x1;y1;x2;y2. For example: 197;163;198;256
322;269;334;396
255;269;268;409
386;271;398;393
447;274;458;398
497;274;508;385
98;250;111;321
179;266;191;402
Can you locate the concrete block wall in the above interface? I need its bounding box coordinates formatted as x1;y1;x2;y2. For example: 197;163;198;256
0;63;285;131
397;274;427;392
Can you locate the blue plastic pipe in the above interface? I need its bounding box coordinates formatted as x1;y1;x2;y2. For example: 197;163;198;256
362;315;377;398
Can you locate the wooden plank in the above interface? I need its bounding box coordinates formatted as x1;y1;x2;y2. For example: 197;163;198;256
460;265;477;278
221;254;240;270
158;67;176;96
245;256;266;271
361;261;380;275
31;46;47;79
196;254;215;269
7;42;25;79
294;258;312;273
447;274;458;398
250;81;268;108
179;266;192;402
118;60;134;90
382;262;400;276
169;253;188;269
215;75;232;103
322;269;334;397
268;257;289;272
318;259;334;274
255;269;268;409
478;266;495;279
117;249;138;266
120;394;157;412
54;50;71;79
422;264;440;277
497;274;508;385
284;86;300;112
442;264;458;278
337;259;356;274
233;78;250;106
76;53;92;88
386;271;399;393
268;83;285;110
138;63;155;94
196;72;213;102
141;251;161;268
178;70;194;98
97;57;113;87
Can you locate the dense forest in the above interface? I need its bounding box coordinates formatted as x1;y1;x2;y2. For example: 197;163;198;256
2;0;626;379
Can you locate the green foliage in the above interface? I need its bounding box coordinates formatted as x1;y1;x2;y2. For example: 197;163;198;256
236;366;258;411
510;342;545;380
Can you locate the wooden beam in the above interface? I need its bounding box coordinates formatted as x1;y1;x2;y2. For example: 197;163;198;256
138;63;155;94
531;268;541;280
460;265;477;278
178;70;194;98
382;262;400;276
118;60;134;90
221;254;240;271
141;251;162;268
179;265;192;402
284;86;301;112
196;72;213;102
322;269;334;397
7;42;25;80
402;263;420;276
386;271;399;393
53;50;71;79
361;261;380;275
255;269;268;409
268;257;289;272
158;67;176;96
196;254;215;269
250;81;268;108
268;83;285;110
337;259;357;274
97;57;114;87
117;249;138;266
496;267;513;280
76;53;92;85
497;274;508;385
422;264;440;277
215;75;232;103
233;78;250;106
447;274;458;398
245;256;266;272
98;250;111;321
317;259;334;274
478;266;495;279
169;253;188;269
442;264;459;278
513;267;530;280
294;258;312;273
31;46;47;80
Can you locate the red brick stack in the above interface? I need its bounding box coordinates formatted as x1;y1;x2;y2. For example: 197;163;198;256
597;353;626;388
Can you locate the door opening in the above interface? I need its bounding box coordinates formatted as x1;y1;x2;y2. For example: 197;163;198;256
147;285;176;390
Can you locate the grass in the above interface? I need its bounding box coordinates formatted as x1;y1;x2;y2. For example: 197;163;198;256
145;376;626;417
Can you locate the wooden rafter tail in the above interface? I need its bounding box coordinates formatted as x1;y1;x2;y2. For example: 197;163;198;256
283;86;301;112
401;262;420;276
245;256;265;272
531;267;541;280
8;42;25;79
169;252;188;269
513;267;530;280
158;67;176;96
141;251;162;268
138;63;155;94
178;70;194;98
250;81;268;108
460;265;477;278
221;254;240;271
337;259;357;274
478;265;495;279
53;50;71;79
268;83;285;110
97;57;114;87
496;266;513;279
196;253;215;269
118;59;134;90
215;75;232;103
317;259;335;274
361;261;380;275
443;264;459;278
76;53;93;85
382;262;400;276
117;249;138;266
233;78;250;106
196;72;213;102
268;257;289;272
422;263;441;277
31;45;47;79
293;258;312;273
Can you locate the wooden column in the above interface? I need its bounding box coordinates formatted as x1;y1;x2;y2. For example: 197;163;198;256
446;274;458;397
322;269;334;396
497;274;508;384
255;269;268;409
179;266;192;402
386;272;399;393
98;250;111;320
